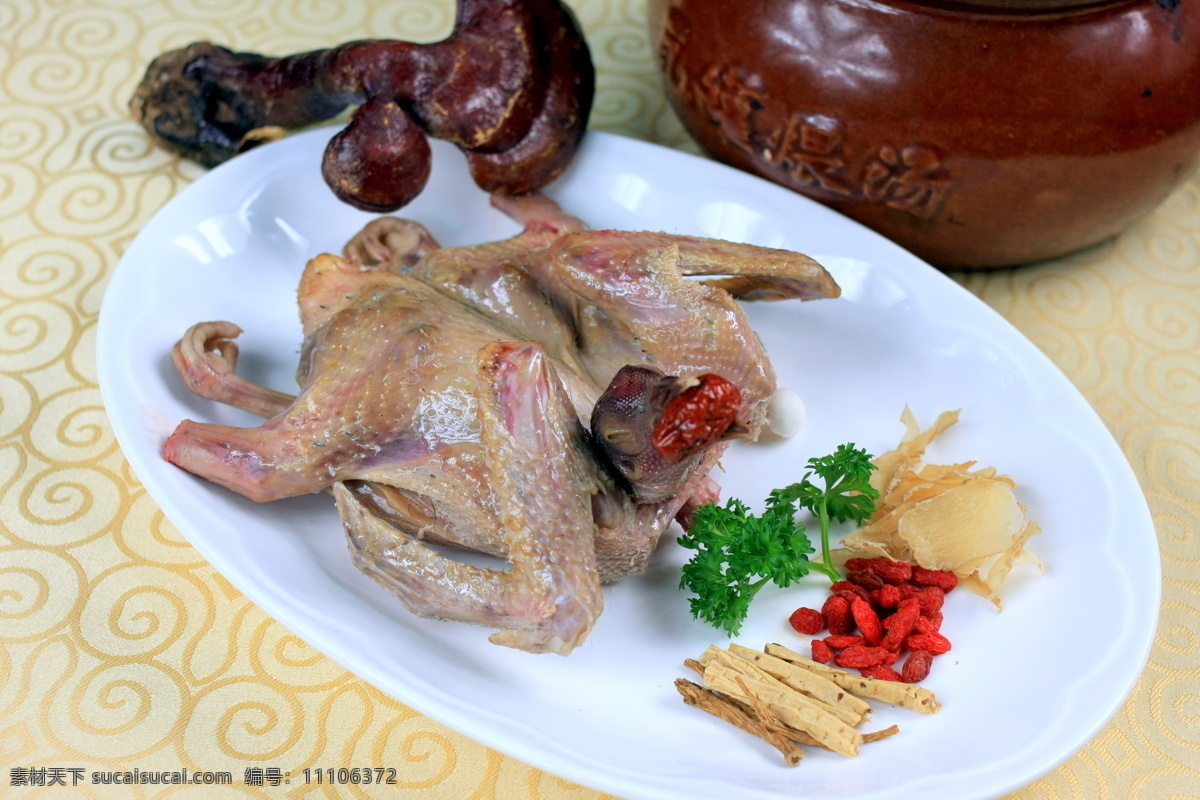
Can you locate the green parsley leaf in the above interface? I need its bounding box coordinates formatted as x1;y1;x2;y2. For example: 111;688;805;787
802;443;879;525
677;442;880;635
775;442;880;579
677;498;814;637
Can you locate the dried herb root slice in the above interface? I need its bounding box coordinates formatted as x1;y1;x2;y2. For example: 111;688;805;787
764;643;942;714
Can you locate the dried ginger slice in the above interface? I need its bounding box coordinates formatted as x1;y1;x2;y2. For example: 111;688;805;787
840;408;1039;607
869;407;960;497
898;478;1025;570
840;501;917;561
957;519;1043;608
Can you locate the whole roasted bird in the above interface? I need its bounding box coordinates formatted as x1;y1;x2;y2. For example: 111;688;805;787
164;195;839;654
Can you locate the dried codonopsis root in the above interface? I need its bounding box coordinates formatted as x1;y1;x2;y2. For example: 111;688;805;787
128;0;594;212
676;678;807;766
679;643;930;766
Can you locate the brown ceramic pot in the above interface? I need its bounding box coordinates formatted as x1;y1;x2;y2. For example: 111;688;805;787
648;0;1200;268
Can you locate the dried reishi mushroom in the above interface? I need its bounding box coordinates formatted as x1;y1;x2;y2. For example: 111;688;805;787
128;0;594;212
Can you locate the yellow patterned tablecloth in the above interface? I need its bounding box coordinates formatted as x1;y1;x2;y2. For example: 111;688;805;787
1;1;1198;798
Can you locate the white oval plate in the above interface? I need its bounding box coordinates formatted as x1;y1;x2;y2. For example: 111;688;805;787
98;129;1159;800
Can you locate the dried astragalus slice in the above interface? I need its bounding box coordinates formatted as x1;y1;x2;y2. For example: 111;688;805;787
869;407;960;496
956;519;1042;605
900;479;1024;568
839;408;1040;608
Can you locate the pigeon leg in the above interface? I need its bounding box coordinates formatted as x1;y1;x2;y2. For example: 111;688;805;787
342;217;442;269
171;321;295;418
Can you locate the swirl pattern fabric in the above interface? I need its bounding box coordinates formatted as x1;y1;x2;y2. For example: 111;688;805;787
0;1;1197;798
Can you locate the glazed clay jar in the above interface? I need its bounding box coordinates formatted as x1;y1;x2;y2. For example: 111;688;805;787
648;0;1200;268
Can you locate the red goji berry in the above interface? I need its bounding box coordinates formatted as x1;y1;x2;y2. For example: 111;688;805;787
847;570;884;591
915;586;945;615
874;583;902;610
821;593;844;616
822;594;853;635
902;650;934;683
830;582;868;599
823;634;866;649
834;645;889;669
883;597;921;628
811;638;835;664
905;631;952;655
911;565;958;592
859;665;904;682
881;598;921;651
867;557;913;585
797;559;958;677
837;591;872;611
850;596;884;646
789;606;825;635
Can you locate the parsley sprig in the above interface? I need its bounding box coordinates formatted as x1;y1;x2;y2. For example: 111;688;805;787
678;498;813;636
677;443;879;636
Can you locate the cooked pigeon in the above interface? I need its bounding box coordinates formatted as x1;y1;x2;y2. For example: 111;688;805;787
164;194;839;654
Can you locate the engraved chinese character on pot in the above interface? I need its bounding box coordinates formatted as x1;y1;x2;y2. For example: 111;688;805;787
862;143;951;218
658;9;953;223
659;7;693;101
763;113;853;197
694;62;766;145
689;63;855;201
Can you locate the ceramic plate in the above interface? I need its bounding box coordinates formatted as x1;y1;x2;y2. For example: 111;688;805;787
97;129;1159;800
